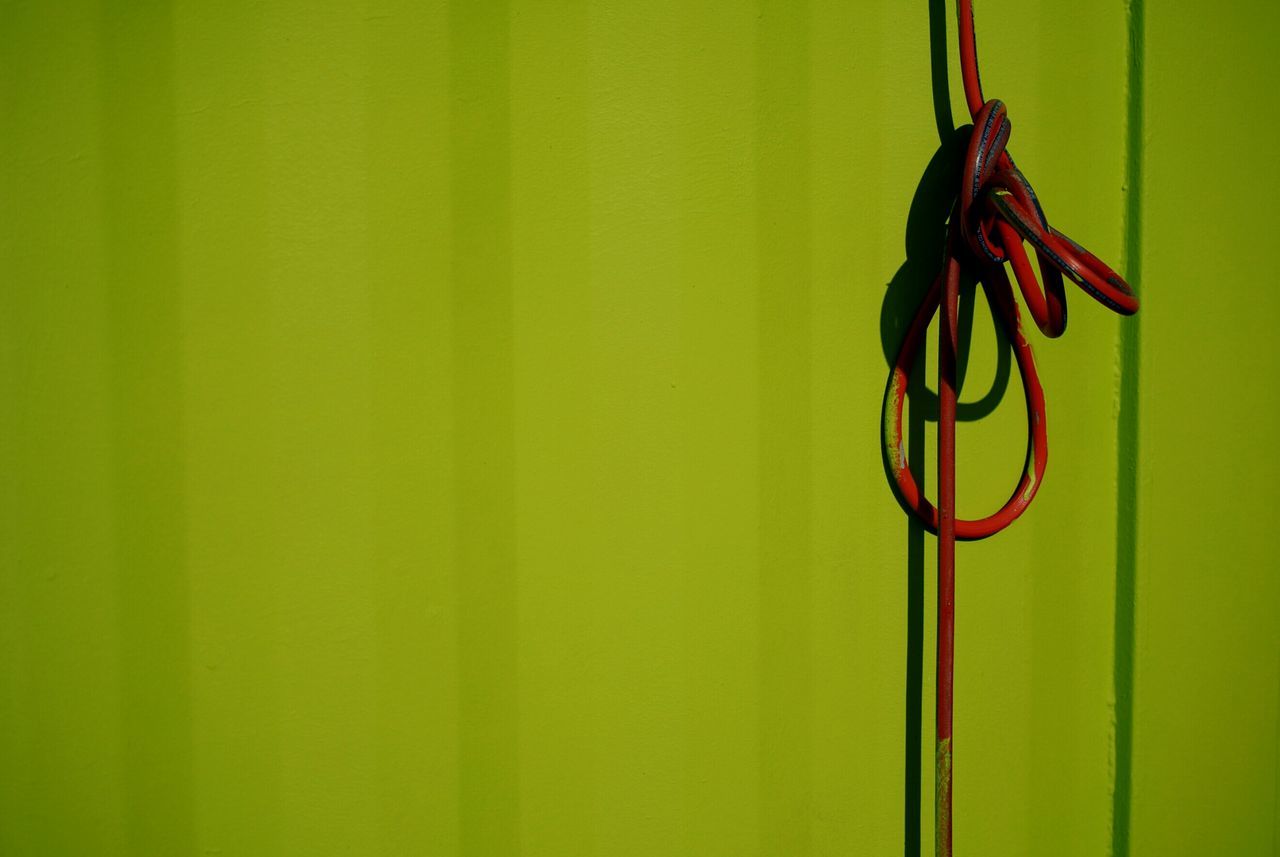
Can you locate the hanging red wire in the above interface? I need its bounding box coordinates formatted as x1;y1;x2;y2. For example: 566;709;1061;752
881;1;1139;853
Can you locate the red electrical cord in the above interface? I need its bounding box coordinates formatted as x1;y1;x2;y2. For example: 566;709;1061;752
881;2;1139;853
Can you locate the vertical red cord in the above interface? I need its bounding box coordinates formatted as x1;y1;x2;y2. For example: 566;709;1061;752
936;256;960;857
939;5;981;852
956;0;985;119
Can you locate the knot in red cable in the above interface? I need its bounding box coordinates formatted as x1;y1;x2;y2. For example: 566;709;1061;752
957;99;1139;337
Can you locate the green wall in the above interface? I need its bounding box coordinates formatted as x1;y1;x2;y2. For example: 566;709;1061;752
0;1;1276;855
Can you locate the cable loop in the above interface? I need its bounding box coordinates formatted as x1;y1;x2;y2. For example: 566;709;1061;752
881;99;1140;539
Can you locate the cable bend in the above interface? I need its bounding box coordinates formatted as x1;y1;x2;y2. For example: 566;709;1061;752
882;52;1137;544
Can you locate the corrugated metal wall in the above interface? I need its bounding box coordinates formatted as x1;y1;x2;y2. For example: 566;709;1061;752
1;1;1276;855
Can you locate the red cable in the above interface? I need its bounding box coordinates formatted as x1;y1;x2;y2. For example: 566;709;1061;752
881;2;1139;853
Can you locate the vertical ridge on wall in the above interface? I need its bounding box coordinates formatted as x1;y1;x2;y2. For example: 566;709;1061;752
1131;2;1280;853
1110;1;1143;855
99;1;196;852
580;3;689;849
755;0;815;853
811;0;902;851
173;1;286;851
448;1;520;854
510;1;600;853
672;3;761;854
259;1;382;847
364;1;460;853
0;3;126;853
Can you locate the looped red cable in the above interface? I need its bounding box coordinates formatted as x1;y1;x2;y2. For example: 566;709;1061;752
880;2;1140;854
882;29;1139;540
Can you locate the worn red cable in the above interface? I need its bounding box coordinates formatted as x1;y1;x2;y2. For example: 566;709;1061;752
881;2;1139;854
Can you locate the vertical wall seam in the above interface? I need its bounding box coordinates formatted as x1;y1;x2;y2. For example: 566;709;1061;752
1110;0;1144;854
756;0;815;851
449;1;520;853
100;0;196;852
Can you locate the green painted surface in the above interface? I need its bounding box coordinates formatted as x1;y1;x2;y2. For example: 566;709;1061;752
0;1;1274;855
1129;1;1280;855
